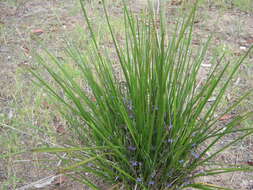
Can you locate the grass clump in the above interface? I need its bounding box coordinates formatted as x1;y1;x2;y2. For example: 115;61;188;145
30;0;253;189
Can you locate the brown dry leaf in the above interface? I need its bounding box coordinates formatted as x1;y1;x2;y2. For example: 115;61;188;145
56;124;66;134
243;36;253;45
22;45;30;56
91;96;97;102
17;61;37;70
53;116;66;134
233;52;242;56
53;175;68;186
247;161;253;166
17;61;29;67
31;29;44;35
192;39;200;45
171;0;182;5
219;114;234;121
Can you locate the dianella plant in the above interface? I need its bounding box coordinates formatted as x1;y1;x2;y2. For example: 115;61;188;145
30;0;253;189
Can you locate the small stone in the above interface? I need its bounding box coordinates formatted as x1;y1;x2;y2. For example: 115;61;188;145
8;110;13;119
240;46;247;50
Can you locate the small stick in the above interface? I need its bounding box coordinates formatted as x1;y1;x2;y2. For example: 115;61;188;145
16;174;62;190
156;0;160;15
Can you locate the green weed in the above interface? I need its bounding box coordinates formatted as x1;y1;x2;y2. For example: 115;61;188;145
232;0;253;12
30;0;253;189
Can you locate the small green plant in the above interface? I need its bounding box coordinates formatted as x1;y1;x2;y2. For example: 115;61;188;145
30;0;253;189
233;0;253;12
